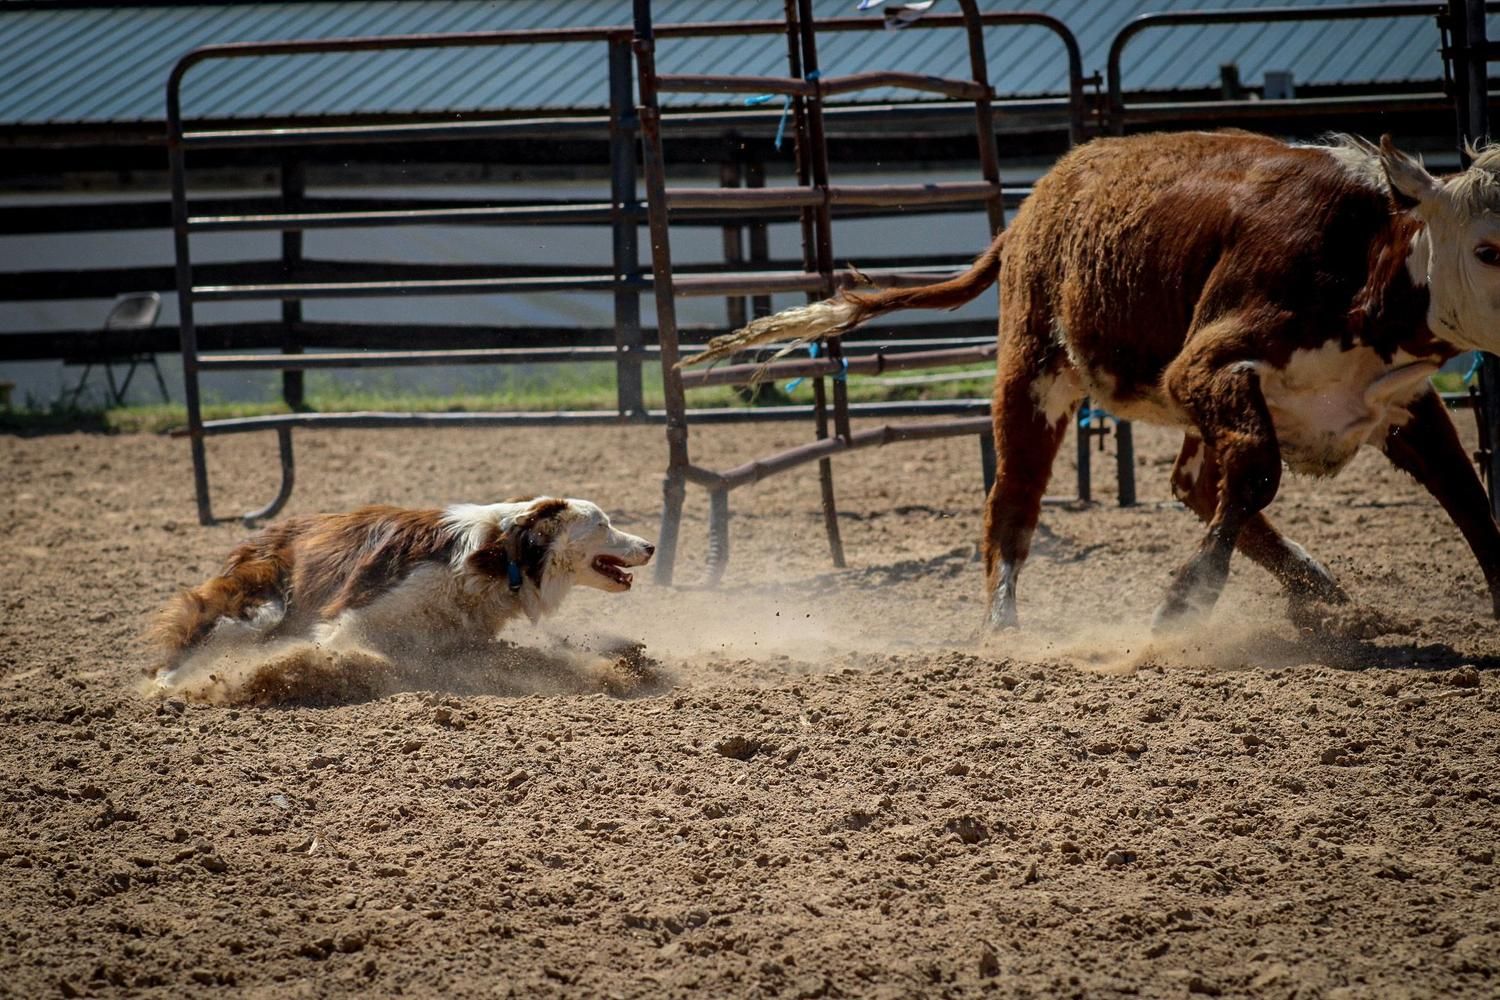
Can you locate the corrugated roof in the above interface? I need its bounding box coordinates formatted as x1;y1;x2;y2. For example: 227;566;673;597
0;0;1478;126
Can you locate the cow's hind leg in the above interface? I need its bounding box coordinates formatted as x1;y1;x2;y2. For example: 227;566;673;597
1383;390;1500;617
1171;435;1346;606
1155;326;1283;630
982;352;1080;630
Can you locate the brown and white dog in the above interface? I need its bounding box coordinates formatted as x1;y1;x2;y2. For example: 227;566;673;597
147;497;654;689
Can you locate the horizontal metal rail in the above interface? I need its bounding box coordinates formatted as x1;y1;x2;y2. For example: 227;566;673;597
677;344;997;389
172;398;991;436
664;181;1000;210
193;340;1002;373
190;273;633;300
188;262;970;302
1107;3;1448;132
714;416;994;491
197;346;632;370
0;320;998;363
179;114;622;149
819;71;989;101
656;73;820;97
178;187;1032;235
656;70;989;101
187;202;622;232
1117;91;1453;124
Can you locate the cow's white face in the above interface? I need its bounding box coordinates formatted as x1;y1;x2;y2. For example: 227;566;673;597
1383;136;1500;353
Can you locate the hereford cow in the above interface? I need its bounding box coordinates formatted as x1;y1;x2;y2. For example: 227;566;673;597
683;131;1500;632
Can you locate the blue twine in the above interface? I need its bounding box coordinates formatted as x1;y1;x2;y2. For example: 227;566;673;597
1464;351;1484;386
785;343;819;392
1077;406;1114;428
773;97;792;151
747;71;821;151
785;341;847;392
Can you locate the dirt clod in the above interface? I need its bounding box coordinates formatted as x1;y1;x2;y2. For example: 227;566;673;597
714;736;761;761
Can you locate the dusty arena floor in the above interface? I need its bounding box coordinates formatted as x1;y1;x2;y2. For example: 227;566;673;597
3;419;1499;998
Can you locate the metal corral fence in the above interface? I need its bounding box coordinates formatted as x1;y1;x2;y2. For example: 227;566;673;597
163;0;1500;583
166;1;1088;556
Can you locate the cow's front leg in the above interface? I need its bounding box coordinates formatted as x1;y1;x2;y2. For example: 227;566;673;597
1171;435;1347;607
1155;345;1282;631
1383;388;1500;617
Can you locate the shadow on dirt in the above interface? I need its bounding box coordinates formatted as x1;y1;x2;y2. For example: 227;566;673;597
1254;632;1500;674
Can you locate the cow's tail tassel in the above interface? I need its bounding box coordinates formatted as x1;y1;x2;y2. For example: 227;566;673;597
676;231;1005;373
680;298;867;372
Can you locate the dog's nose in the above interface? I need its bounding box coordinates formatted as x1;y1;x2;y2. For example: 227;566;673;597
644;543;656;558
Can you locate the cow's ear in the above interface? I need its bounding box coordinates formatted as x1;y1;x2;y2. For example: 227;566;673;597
1379;134;1441;210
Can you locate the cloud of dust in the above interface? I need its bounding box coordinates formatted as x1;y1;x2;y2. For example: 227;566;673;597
144;630;667;707
977;595;1412;677
560;586;905;663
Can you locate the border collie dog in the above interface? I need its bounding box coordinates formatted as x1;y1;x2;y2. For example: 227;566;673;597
148;497;654;687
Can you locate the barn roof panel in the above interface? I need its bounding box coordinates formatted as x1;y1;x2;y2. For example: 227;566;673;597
0;0;1481;126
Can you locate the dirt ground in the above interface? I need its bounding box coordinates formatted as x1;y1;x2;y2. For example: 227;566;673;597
2;416;1498;999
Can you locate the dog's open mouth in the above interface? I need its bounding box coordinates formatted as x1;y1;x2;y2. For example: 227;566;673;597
592;555;634;589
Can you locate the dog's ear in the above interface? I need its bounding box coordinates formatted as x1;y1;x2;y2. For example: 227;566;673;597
466;499;570;587
465;529;514;580
512;498;570;587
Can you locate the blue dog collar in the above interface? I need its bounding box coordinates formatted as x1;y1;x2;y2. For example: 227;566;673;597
507;560;523;592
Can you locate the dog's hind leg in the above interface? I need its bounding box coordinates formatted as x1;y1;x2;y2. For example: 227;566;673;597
147;551;286;671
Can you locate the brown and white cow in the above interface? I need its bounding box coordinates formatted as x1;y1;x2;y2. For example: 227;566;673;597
683;131;1500;631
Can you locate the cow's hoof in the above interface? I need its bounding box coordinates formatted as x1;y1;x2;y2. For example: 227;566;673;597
1150;595;1211;635
985;596;1019;632
1285;558;1347;605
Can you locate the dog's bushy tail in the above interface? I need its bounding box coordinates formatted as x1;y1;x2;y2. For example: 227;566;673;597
146;542;288;671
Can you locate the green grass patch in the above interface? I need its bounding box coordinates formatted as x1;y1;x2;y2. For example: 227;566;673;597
11;362;1478;437
6;360;999;435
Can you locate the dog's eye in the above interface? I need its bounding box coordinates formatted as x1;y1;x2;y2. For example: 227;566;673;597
1475;244;1500;267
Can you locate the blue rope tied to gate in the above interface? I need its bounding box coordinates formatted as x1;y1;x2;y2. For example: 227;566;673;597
1077;405;1114;428
746;70;821;151
785;342;847;393
1464;351;1484;386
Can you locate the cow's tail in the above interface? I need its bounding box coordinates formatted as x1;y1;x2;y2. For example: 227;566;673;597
677;230;1006;370
145;543;288;671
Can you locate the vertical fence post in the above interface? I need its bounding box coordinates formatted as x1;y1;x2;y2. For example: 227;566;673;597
167;68;213;525
634;1;690;583
1114;419;1136;506
784;0;846;568
720;140;747;332
609;34;646;419
280;154;306;410
745;150;772;321
1075;399;1092;504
